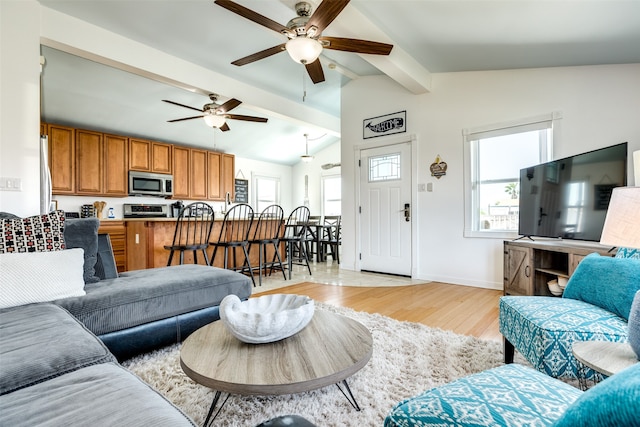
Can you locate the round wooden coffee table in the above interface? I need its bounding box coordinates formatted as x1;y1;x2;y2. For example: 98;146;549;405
180;309;373;426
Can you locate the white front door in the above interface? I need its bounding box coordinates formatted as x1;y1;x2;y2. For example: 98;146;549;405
359;142;412;276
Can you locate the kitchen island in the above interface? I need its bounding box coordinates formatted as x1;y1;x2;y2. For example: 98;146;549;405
100;218;283;274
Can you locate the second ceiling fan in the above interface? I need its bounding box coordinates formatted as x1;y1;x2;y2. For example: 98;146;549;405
214;0;393;84
163;94;268;131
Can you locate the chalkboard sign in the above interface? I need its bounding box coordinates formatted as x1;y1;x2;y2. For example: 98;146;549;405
234;179;248;203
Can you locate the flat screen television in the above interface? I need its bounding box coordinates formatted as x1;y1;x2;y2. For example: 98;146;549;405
518;142;627;241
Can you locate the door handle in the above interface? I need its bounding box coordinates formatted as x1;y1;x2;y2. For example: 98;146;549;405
403;203;410;222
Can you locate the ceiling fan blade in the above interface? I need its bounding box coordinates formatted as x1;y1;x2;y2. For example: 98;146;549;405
214;0;289;34
220;122;231;132
305;59;325;84
162;99;203;113
167;115;204;123
231;44;287;66
224;114;268;123
320;37;393;55
217;98;242;114
305;0;350;35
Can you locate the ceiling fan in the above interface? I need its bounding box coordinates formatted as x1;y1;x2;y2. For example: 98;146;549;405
214;0;393;84
162;94;268;131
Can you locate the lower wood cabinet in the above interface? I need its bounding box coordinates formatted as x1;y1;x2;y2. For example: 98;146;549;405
98;221;127;273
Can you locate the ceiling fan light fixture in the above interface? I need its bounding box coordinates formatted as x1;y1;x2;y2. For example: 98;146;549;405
300;154;314;163
203;112;226;128
286;37;322;64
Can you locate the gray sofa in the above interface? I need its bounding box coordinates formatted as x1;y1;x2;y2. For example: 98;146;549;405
64;217;253;360
0;214;253;426
0;303;197;426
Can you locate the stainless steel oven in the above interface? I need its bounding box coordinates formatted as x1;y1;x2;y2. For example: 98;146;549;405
128;171;173;197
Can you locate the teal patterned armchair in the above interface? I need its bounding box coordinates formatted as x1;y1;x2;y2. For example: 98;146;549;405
384;362;640;427
499;252;640;380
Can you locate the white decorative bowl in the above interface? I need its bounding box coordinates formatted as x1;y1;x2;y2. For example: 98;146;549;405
219;294;315;344
557;276;569;289
547;279;563;296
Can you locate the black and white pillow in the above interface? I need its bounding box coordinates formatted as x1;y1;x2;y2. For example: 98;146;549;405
0;210;66;253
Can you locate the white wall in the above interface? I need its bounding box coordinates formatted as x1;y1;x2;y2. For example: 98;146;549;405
0;0;41;216
341;64;640;289
291;142;341;215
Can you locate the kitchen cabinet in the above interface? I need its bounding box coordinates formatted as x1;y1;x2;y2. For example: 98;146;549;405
503;240;616;296
47;124;75;194
190;149;208;200
129;139;172;174
172;146;190;199
103;134;129;196
76;129;103;195
99;221;127;273
207;152;222;200
222;153;235;201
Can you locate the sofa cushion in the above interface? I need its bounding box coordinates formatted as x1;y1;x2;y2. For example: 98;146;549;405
552;363;640;427
0;248;86;309
0;210;65;253
499;296;628;379
0;303;115;395
384;364;582;427
562;253;640;321
63;218;101;283
0;362;196;426
55;264;253;335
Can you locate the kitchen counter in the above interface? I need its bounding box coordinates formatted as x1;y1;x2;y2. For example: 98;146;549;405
103;218;282;272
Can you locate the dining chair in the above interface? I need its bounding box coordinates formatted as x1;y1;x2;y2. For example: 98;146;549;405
319;215;341;263
209;203;255;286
164;202;215;266
305;215;322;261
246;204;286;286
278;206;313;279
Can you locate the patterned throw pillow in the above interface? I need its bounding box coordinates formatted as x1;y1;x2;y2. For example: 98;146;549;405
0;210;66;253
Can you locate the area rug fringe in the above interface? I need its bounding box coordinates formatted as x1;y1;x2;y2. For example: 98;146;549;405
123;303;509;426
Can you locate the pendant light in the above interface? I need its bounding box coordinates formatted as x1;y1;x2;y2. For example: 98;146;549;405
300;133;314;163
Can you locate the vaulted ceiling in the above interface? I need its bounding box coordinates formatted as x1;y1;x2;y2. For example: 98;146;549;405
38;0;640;165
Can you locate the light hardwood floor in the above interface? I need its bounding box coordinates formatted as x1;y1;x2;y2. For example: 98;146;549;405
253;264;503;342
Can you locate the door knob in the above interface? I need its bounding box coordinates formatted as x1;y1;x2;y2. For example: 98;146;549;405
403;203;410;222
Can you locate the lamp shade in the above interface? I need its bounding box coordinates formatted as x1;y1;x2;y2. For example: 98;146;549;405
600;186;640;249
203;112;226;128
285;37;322;64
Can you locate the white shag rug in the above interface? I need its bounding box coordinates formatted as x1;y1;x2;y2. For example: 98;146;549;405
122;303;510;426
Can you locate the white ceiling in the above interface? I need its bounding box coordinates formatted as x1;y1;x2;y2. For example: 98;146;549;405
38;0;640;165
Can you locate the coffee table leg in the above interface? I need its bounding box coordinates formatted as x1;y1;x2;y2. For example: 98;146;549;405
335;379;361;411
203;391;231;427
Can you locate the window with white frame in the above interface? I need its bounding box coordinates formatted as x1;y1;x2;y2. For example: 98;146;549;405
252;174;280;213
463;114;558;237
321;175;341;216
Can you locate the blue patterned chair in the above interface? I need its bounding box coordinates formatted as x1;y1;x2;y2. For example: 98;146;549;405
500;252;640;380
384;362;640;427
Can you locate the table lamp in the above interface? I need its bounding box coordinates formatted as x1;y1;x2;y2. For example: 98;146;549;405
600;186;640;359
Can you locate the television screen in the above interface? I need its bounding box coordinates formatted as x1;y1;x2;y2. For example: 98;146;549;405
518;142;627;241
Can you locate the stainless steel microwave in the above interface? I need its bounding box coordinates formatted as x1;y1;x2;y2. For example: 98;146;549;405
128;171;173;197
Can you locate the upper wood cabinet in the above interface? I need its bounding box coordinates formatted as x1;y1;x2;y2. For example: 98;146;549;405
103;134;129;196
76;129;103;195
44;122;233;200
221;153;235;201
207;152;222;200
190;149;208;200
47;124;75;194
172;146;190;199
171;146;224;201
75;130;129;197
129;139;172;174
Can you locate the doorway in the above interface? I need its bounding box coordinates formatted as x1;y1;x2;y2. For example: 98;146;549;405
358;140;413;276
